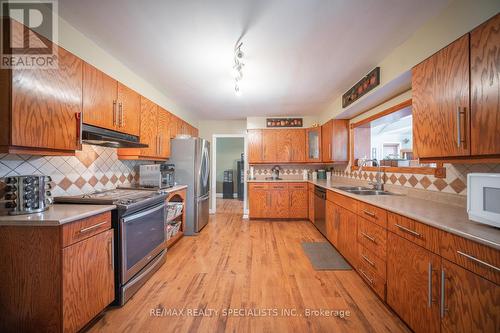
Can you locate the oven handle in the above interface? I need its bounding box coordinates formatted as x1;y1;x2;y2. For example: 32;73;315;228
122;203;166;223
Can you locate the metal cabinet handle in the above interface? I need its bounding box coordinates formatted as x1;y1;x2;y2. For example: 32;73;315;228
109;235;114;271
79;221;107;234
440;269;446;318
119;103;124;127
361;232;376;243
113;100;117;126
395;224;421;238
358;268;373;285
457;250;500;272
456;107;466;148
361;254;375;267
363;210;376;218
159;135;163;155
75;112;82;146
428;262;433;307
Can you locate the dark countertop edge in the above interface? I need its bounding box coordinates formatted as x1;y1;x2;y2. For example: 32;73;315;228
248;179;500;250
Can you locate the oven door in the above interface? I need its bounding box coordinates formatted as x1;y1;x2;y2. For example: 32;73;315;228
120;202;166;283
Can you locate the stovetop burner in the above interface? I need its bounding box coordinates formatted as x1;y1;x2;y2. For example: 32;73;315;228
54;188;165;208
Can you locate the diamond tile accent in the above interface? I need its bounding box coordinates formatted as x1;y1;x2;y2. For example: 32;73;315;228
433;178;448;191
110;174;118;184
420;176;432;189
119;174;126;183
88;176;99;187
408;175;418;187
59;177;72;191
74;176;86;189
449;178;466;194
100;175;109;185
389;174;397;184
398;175;407;186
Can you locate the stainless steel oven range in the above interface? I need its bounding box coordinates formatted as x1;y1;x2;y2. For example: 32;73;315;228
55;189;167;305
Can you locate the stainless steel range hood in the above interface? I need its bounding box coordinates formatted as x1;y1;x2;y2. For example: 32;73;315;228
82;124;148;148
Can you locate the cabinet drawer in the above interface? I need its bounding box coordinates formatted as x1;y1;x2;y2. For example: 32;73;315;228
327;191;357;213
358;243;386;280
440;231;500;285
357;259;386;300
269;183;288;190
288;182;307;190
357;202;387;228
248;183;269;190
358;217;387;259
308;183;315;191
62;212;112;247
387;213;440;253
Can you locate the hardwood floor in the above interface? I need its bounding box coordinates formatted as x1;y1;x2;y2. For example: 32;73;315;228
216;198;244;214
88;202;409;333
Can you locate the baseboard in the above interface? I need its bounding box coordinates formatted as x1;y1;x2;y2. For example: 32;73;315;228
209;208;215;214
216;193;238;198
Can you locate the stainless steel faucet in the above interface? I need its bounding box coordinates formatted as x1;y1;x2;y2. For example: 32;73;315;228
271;165;282;180
359;159;384;191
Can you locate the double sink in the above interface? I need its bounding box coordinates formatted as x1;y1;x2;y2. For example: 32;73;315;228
333;186;397;196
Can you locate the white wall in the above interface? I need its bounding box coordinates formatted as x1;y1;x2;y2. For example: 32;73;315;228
53;13;197;126
320;0;500;123
198;120;247;142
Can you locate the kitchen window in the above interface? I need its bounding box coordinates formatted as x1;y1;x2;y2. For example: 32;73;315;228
351;99;445;177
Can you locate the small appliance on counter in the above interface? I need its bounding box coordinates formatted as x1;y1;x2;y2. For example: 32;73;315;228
467;173;500;228
0;175;54;215
139;163;175;189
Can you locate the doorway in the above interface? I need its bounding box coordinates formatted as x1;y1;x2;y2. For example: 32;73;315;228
210;134;247;215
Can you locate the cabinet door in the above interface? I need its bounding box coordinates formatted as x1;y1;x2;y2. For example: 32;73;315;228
247;129;262;163
441;259;499;333
306;127;321;162
289;185;308;219
169;115;179;139
262;130;278;162
276;130;293;162
326;201;340;246
82;63;117;130
11;44;82;151
321;120;333;162
117;83;141;136
139;97;158;158
331;120;349;162
248;185;269;218
62;230;114;333
270;185;289;218
387;232;441;333
291;129;306;162
412;34;470;158
157;108;171;158
338;208;357;265
470;14;500;155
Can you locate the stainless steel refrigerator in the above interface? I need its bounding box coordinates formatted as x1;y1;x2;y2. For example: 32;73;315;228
170;138;210;235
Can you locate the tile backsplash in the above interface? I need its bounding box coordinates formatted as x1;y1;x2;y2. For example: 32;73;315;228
0;145;147;197
249;163;500;196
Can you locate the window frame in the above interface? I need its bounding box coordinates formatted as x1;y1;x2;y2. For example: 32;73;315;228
349;99;446;178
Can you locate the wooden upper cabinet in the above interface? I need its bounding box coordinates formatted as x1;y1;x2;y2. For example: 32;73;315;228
291;129;306;162
247;129;263;163
306;127;322;162
321;120;333;162
387;232;441;333
8;43;82;153
440;259;499;333
169;115;179;139
470;14;500;156
322;120;348;162
82;63;117;130
138;97;158;158
262;130;278;162
412;34;470;158
157;108;171;158
117;83;141;136
276;130;293;162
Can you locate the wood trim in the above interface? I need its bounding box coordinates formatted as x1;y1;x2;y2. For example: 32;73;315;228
0;145;77;156
419;155;500;164
350;165;446;178
350;99;412;129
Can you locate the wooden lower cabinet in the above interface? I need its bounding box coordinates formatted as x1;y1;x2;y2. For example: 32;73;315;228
62;229;115;333
337;207;357;266
0;212;115;333
441;259;500;333
325;202;340;246
308;184;315;222
387;232;441;333
248;182;308;219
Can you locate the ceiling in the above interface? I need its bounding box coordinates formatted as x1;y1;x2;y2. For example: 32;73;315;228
58;0;450;120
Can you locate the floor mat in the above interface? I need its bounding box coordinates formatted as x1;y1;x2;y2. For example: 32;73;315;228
301;242;352;270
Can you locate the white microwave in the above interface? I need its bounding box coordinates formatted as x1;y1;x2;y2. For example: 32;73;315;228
467;173;500;228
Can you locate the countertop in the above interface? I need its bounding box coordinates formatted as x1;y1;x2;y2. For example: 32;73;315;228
249;178;500;250
0;204;116;226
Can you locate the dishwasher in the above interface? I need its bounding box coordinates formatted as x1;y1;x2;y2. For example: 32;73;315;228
314;186;327;236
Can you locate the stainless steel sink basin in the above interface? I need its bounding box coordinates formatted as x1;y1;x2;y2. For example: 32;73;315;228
333;186;371;191
265;177;283;181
